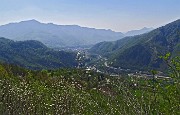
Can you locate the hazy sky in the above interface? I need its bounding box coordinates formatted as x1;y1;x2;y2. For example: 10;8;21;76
0;0;180;32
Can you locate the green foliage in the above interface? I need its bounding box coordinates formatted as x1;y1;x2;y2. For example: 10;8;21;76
0;37;77;70
90;19;180;71
0;61;179;114
160;53;180;79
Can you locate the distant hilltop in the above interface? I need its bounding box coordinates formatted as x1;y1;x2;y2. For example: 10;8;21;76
0;20;152;48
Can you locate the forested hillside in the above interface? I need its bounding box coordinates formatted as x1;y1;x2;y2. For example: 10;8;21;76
90;19;180;71
0;37;77;69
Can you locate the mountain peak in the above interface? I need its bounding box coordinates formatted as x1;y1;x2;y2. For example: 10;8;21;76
0;20;125;47
142;27;148;29
125;27;153;36
20;19;41;24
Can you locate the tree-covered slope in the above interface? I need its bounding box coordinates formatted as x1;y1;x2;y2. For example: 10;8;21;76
0;37;77;69
90;19;180;70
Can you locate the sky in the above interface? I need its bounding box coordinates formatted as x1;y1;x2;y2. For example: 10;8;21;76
0;0;180;32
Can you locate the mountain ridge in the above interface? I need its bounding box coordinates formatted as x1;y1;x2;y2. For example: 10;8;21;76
0;20;124;47
90;19;180;71
0;37;77;70
0;20;153;48
124;27;153;36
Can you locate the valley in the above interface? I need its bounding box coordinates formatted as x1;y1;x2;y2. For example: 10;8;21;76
1;19;179;75
0;17;179;115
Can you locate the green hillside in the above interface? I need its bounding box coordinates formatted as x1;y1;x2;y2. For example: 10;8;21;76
0;37;77;70
0;58;179;114
90;19;180;71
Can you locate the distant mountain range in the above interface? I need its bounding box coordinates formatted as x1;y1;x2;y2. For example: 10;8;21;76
0;20;124;47
0;20;152;48
0;37;77;70
124;27;153;36
90;19;180;71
